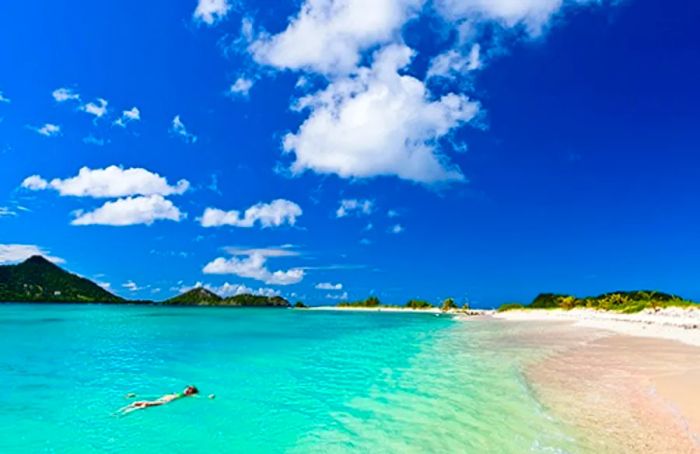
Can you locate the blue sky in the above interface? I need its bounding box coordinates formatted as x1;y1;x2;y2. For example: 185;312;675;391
0;0;698;307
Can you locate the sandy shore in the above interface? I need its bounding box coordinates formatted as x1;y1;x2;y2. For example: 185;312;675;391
494;307;700;347
308;306;492;315
488;311;700;451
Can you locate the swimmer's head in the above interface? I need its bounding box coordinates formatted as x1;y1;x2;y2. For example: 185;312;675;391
184;385;199;396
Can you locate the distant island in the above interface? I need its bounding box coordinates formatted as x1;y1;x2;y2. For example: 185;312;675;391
3;256;697;313
163;287;290;307
498;291;696;313
0;256;290;307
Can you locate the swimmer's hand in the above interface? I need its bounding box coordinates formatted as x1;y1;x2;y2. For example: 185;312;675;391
208;394;216;400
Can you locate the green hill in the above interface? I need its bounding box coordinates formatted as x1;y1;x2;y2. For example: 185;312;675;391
0;256;124;303
163;288;290;307
223;294;290;307
163;287;223;305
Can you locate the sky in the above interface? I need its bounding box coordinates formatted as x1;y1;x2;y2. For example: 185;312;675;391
0;0;698;307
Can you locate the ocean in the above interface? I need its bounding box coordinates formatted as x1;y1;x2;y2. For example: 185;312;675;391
0;304;579;453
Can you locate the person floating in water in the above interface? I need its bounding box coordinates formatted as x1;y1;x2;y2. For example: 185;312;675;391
118;385;199;414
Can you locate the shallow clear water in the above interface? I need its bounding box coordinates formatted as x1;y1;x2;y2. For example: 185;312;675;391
0;305;578;453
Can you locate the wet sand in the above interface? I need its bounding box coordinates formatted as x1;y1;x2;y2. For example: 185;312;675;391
500;320;700;452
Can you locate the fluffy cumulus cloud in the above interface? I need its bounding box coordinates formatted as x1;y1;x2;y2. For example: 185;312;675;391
284;45;477;183
193;0;232;25
229;77;254;96
114;107;140;127
315;282;342;290
185;281;280;298
170;115;197;143
80;98;108;118
243;0;612;184
22;165;190;198
0;244;64;264
71;195;184;226
203;249;304;285
336;199;373;218
52;88;80;103
200;199;302;228
250;0;423;74
30;123;61;137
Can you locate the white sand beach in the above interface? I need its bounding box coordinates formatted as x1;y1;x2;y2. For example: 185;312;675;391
486;308;700;451
494;307;700;347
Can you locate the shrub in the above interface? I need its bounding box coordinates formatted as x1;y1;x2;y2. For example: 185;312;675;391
405;299;433;309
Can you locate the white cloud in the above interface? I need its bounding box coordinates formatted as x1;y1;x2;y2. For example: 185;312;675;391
21;165;190;198
114;107;140;127
0;92;10;103
203;251;304;285
249;0;423;75
229;77;254;96
185;281;281;298
52;88;80;103
336;199;373;218
390;223;404;234
200;199;302;228
223;246;300;257
243;0;612;186
194;0;232;25
80;98;108;118
316;282;342;290
283;45;478;183
0;244;64;264
83;135;106;146
71;195;185;226
122;280;142;291
170;115;197;143
387;209;399;218
0;207;17;217
435;0;582;37
427;44;481;79
326;291;349;300
30;123;61;137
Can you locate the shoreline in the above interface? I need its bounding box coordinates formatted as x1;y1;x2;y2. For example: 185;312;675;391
497;319;700;451
307;306;492;315
494;307;700;347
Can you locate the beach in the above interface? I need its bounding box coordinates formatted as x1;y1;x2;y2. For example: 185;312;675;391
491;308;700;452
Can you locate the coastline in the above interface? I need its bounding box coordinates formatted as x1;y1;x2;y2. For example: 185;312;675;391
306;306;492;315
487;312;700;451
494;307;700;347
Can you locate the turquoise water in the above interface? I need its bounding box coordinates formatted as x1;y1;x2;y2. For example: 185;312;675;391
0;305;578;453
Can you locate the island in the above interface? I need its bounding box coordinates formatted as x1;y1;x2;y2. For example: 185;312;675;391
0;256;293;307
0;255;124;303
163;287;291;307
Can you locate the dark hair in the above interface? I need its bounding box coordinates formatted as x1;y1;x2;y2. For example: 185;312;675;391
185;385;199;395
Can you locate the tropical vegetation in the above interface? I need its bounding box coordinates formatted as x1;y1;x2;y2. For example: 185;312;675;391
498;291;696;313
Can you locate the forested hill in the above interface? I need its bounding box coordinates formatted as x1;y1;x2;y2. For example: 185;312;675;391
0;256;124;303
